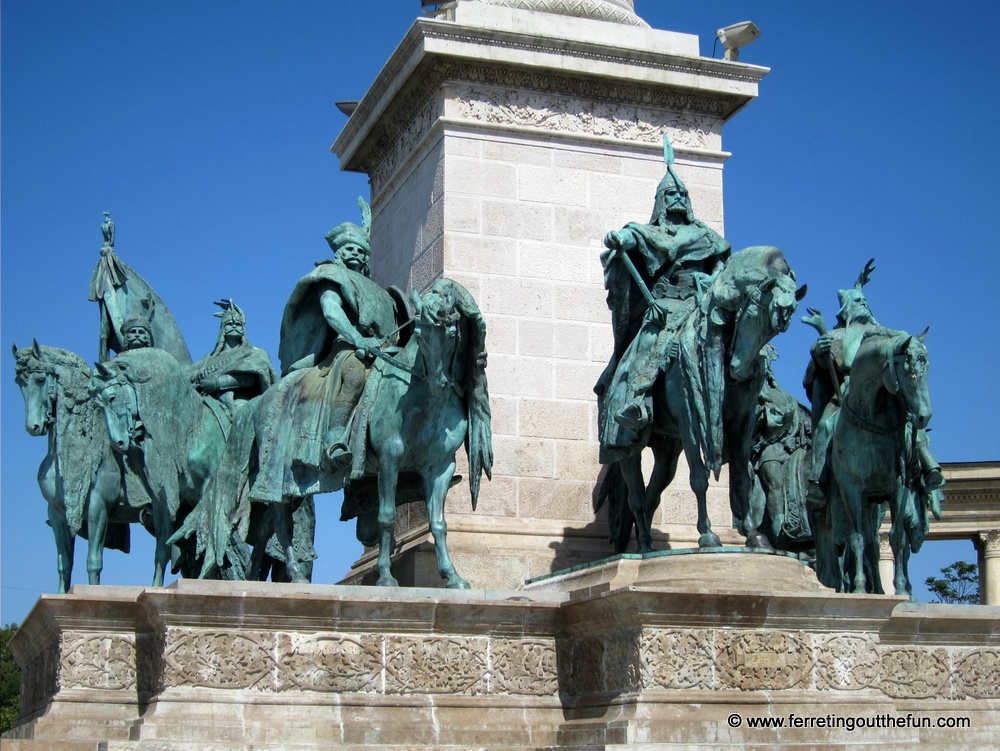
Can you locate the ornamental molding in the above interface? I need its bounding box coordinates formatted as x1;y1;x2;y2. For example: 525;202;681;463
364;59;727;195
61;632;137;691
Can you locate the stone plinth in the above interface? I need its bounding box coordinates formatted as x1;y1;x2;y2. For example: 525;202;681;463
6;556;1000;749
333;4;768;589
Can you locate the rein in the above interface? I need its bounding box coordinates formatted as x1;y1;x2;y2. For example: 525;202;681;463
842;394;906;435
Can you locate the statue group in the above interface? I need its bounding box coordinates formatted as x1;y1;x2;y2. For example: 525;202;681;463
592;138;942;598
14;201;493;592
14;138;941;598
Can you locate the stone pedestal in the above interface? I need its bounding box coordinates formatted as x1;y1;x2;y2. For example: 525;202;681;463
6;555;1000;750
333;1;767;590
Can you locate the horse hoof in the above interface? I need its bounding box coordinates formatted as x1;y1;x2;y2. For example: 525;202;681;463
698;533;721;548
376;576;399;587
745;533;773;550
446;577;471;590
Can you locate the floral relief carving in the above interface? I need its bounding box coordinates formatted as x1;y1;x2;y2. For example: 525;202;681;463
953;649;1000;699
816;634;881;691
568;636;605;696
455;86;718;150
277;634;382;693
61;633;136;691
163;630;275;691
641;628;715;690
490;638;559;696
603;628;642;692
384;636;488;695
19;637;59;712
363;58;731;193
879;648;951;699
717;631;814;691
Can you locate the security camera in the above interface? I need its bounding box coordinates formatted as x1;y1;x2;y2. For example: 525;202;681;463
716;21;761;61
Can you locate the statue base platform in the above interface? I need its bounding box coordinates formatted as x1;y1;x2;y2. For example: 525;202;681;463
5;552;999;750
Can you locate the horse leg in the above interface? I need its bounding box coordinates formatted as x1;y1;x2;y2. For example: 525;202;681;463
85;458;120;585
272;500;308;584
150;499;173;587
889;489;915;600
47;501;75;594
678;440;719;549
618;453;653;552
837;485;866;594
39;459;73;593
646;438;681;521
374;440;403;587
424;460;469;589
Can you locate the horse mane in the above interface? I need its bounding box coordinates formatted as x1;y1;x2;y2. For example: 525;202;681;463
421;278;493;507
15;344;92;407
712;246;793;312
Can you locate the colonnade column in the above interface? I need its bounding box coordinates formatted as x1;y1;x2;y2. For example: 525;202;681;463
977;530;1000;605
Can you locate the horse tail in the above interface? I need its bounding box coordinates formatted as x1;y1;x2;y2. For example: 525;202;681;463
169;397;259;577
445;277;493;510
596;463;635;554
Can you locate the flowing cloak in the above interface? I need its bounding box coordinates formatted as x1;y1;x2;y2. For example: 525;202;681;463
187;344;277;438
595;220;730;462
89;247;192;365
251;261;399;502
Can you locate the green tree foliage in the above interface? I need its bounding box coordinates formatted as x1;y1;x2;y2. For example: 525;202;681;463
0;623;20;733
925;561;980;605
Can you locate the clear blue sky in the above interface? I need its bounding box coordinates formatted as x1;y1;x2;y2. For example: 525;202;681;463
3;1;998;624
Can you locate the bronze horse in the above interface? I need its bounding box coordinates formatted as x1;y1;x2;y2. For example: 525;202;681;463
13;343;128;592
814;329;935;597
597;247;806;553
176;278;492;588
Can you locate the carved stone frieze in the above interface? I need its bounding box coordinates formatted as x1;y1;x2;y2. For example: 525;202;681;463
490;638;559;695
136;629;166;695
603;628;642;693
61;632;136;691
277;633;382;693
384;636;489;695
879;647;952;699
18;635;59;712
363;59;731;195
640;628;716;690
453;85;720;151
816;634;881;691
569;635;604;695
717;631;814;691
954;649;1000;699
163;630;276;691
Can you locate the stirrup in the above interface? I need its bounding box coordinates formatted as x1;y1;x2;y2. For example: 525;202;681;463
324;442;353;471
615;401;650;431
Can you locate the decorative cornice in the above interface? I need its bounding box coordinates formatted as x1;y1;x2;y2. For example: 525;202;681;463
362;60;733;196
334;17;764;172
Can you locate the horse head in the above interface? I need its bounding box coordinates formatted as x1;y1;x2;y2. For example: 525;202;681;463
13;340;56;436
90;360;143;453
412;280;464;393
715;247;806;382
883;330;932;430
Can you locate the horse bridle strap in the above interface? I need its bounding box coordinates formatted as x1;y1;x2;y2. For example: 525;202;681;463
842;395;905;436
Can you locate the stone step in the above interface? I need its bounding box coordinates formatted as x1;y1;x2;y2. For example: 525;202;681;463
0;742;104;751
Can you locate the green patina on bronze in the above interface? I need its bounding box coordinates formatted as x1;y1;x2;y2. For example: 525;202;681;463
12;343;130;592
172;199;492;588
803;260;943;598
595;136;806;554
